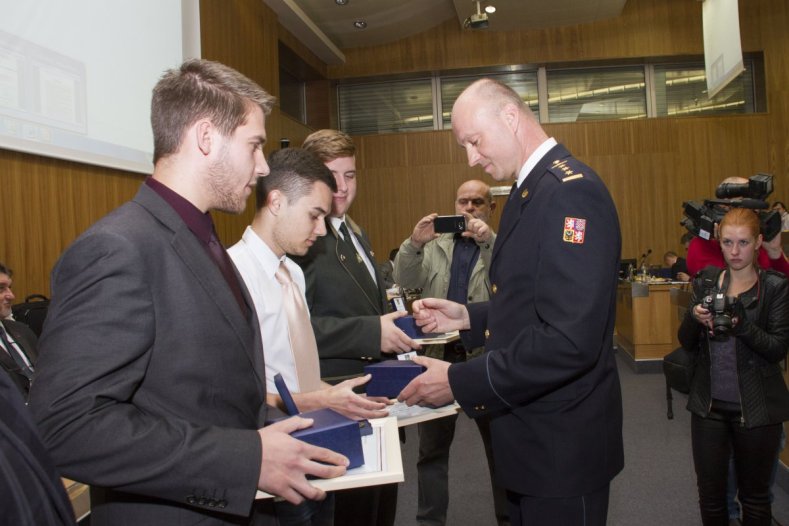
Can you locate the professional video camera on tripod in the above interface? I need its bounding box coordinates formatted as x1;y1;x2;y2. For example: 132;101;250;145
680;173;782;242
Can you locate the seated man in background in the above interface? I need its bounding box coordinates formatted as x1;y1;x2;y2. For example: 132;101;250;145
393;180;508;526
0;263;38;398
662;251;690;282
228;147;390;525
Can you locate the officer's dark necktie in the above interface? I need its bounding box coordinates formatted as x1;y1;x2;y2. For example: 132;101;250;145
0;324;33;379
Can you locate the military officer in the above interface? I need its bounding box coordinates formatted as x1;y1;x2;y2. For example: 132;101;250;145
399;78;624;526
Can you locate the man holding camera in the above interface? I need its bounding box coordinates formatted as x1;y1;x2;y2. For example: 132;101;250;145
393;179;507;526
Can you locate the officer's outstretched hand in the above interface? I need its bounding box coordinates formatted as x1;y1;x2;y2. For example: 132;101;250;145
398;356;454;408
412;298;470;334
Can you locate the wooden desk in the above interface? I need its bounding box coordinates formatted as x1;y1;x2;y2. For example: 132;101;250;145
62;478;90;522
615;280;688;363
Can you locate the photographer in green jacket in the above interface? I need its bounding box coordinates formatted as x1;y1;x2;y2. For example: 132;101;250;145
393;179;507;526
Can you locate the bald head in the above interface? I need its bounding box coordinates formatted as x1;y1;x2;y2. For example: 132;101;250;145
455;179;495;222
451;78;547;182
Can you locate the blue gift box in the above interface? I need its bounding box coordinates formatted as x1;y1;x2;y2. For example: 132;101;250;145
364;360;426;398
393;315;425;338
291;408;365;469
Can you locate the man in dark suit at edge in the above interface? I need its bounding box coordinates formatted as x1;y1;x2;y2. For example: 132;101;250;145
399;78;624;526
29;59;347;526
297;129;420;526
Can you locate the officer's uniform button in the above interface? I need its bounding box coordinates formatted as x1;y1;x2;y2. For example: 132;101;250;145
484;329;490;339
492;284;498;294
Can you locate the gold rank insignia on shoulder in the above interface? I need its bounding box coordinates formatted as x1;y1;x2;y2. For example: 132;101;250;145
552;159;584;182
563;217;586;244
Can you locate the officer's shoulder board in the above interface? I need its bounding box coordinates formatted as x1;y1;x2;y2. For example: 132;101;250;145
547;158;585;183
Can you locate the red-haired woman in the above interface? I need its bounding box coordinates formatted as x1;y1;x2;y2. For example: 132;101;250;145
679;207;789;525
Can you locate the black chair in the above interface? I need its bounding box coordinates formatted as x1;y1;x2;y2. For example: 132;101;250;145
12;294;50;337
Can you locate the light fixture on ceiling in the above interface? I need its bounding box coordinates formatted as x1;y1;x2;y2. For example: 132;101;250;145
485;5;496;14
353;19;367;30
335;0;348;5
464;0;490;30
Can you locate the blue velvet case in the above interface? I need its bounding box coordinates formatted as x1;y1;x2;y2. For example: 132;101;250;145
393;315;425;338
364;360;426;398
291;408;365;469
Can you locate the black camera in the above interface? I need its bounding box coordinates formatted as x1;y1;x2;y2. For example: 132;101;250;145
680;173;782;241
701;291;738;339
433;215;466;233
715;173;773;200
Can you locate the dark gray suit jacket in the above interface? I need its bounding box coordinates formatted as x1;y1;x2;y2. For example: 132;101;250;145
29;184;272;525
295;217;388;382
0;319;38;398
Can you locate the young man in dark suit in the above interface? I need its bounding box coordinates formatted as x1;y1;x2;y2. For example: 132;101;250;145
400;78;625;526
29;59;347;526
297;129;419;526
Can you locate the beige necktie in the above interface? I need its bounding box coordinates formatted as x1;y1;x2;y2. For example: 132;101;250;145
275;262;323;392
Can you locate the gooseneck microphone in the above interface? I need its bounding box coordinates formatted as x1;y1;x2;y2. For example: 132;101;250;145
638;248;652;268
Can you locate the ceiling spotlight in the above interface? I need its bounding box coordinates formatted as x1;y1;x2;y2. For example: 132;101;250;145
485;5;496;14
353;19;367;30
464;0;490;30
335;0;348;5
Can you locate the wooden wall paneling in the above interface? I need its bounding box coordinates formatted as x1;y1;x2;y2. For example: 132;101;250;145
328;0;705;79
199;0;278;98
0;149;142;299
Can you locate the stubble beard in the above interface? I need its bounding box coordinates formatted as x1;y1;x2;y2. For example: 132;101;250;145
207;150;247;215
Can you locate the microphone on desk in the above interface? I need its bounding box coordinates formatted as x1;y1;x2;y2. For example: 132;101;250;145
638;248;652;268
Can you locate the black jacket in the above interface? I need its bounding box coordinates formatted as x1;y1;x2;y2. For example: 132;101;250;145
678;265;789;427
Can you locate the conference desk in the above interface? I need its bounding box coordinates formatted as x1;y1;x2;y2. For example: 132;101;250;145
63;478;90;522
615;279;690;372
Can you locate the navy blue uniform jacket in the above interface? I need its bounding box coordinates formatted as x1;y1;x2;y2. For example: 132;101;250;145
449;144;625;498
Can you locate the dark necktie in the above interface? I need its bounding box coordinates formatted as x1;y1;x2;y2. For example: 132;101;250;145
0;324;33;379
338;221;358;253
207;232;249;316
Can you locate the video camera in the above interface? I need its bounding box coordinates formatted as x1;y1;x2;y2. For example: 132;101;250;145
680;173;782;241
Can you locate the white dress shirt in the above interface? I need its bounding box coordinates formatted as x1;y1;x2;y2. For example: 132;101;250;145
228;226;307;394
516;137;558;189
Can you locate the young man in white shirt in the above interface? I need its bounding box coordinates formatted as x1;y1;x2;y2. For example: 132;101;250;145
229;147;389;526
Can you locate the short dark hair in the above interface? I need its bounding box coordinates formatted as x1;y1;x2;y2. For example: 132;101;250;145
255;148;337;210
151;59;276;164
0;263;11;277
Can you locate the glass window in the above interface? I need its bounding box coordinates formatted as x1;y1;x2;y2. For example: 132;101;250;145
338;79;433;135
440;71;539;128
653;61;755;117
546;67;646;123
279;68;305;123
